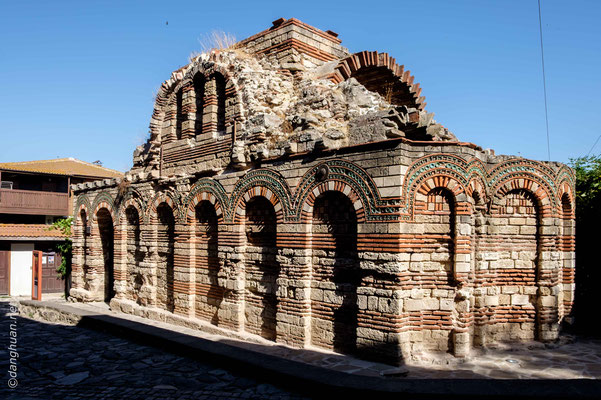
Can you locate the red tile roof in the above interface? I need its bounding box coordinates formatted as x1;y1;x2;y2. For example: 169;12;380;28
0;224;67;240
0;158;123;179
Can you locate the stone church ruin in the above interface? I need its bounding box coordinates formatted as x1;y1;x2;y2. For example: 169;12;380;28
70;18;576;364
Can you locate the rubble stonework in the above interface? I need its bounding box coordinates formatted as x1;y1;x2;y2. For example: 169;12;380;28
70;18;576;365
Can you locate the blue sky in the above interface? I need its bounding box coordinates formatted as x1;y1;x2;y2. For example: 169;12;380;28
1;0;599;172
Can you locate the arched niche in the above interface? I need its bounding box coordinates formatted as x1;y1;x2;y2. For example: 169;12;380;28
96;207;115;302
156;202;175;312
243;196;279;341
194;200;221;324
310;191;359;353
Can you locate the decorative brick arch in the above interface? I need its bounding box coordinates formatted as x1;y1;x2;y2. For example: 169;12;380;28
115;188;146;224
293;160;385;222
555;164;576;203
328;50;426;110
557;182;574;215
181;178;228;223
232;186;285;224
415;175;467;200
145;191;180;224
490;176;554;218
229;169;293;223
91;192;116;223
556;169;575;217
301;181;366;223
410;174;468;220
558;181;576;319
75;195;92;222
488;158;558;214
117;197;145;225
402;154;486;220
468;177;487;195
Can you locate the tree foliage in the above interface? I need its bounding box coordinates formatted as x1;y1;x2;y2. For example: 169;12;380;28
571;155;601;221
47;217;73;278
569;155;601;333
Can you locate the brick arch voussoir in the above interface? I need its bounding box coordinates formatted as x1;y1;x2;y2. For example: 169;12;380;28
182;178;228;224
411;173;467;218
183;61;240;109
467;175;488;202
145;192;179;224
491;176;553;218
91;192;116;223
75;195;92;221
233;186;285;225
417;175;466;198
115;187;146;221
555;165;576;205
184;56;235;83
92;203;116;230
301;180;366;223
148;54;242;145
149;79;180;144
558;182;575;218
186;192;225;224
294;160;381;221
229;169;293;223
118;197;145;226
329;50;426;110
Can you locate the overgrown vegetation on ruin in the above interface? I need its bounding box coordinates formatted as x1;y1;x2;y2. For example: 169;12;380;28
189;30;247;62
48;217;72;278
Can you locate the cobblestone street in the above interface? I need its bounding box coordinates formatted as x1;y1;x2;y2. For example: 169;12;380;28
0;301;307;400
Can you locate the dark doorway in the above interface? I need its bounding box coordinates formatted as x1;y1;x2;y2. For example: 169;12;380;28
97;208;115;302
157;203;175;312
125;206;143;304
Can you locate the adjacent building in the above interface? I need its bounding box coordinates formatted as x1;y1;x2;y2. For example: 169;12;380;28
0;158;122;296
69;18;575;364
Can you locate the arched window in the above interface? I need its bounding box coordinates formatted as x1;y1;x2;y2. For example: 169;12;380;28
193;74;205;135
157;203;175;312
213;73;226;133
175;89;184;140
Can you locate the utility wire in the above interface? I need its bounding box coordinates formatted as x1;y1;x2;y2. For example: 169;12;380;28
538;0;551;161
586;134;601;157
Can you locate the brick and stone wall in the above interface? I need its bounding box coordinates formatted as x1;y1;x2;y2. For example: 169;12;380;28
70;18;575;366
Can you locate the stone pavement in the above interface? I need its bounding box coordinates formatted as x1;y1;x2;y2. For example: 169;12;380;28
20;297;601;380
6;298;601;399
406;336;601;380
0;300;307;400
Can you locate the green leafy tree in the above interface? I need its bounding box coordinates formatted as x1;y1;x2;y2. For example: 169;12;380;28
571;155;601;216
47;217;73;278
569;155;601;333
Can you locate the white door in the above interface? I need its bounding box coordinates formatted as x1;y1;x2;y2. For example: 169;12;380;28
10;243;34;296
